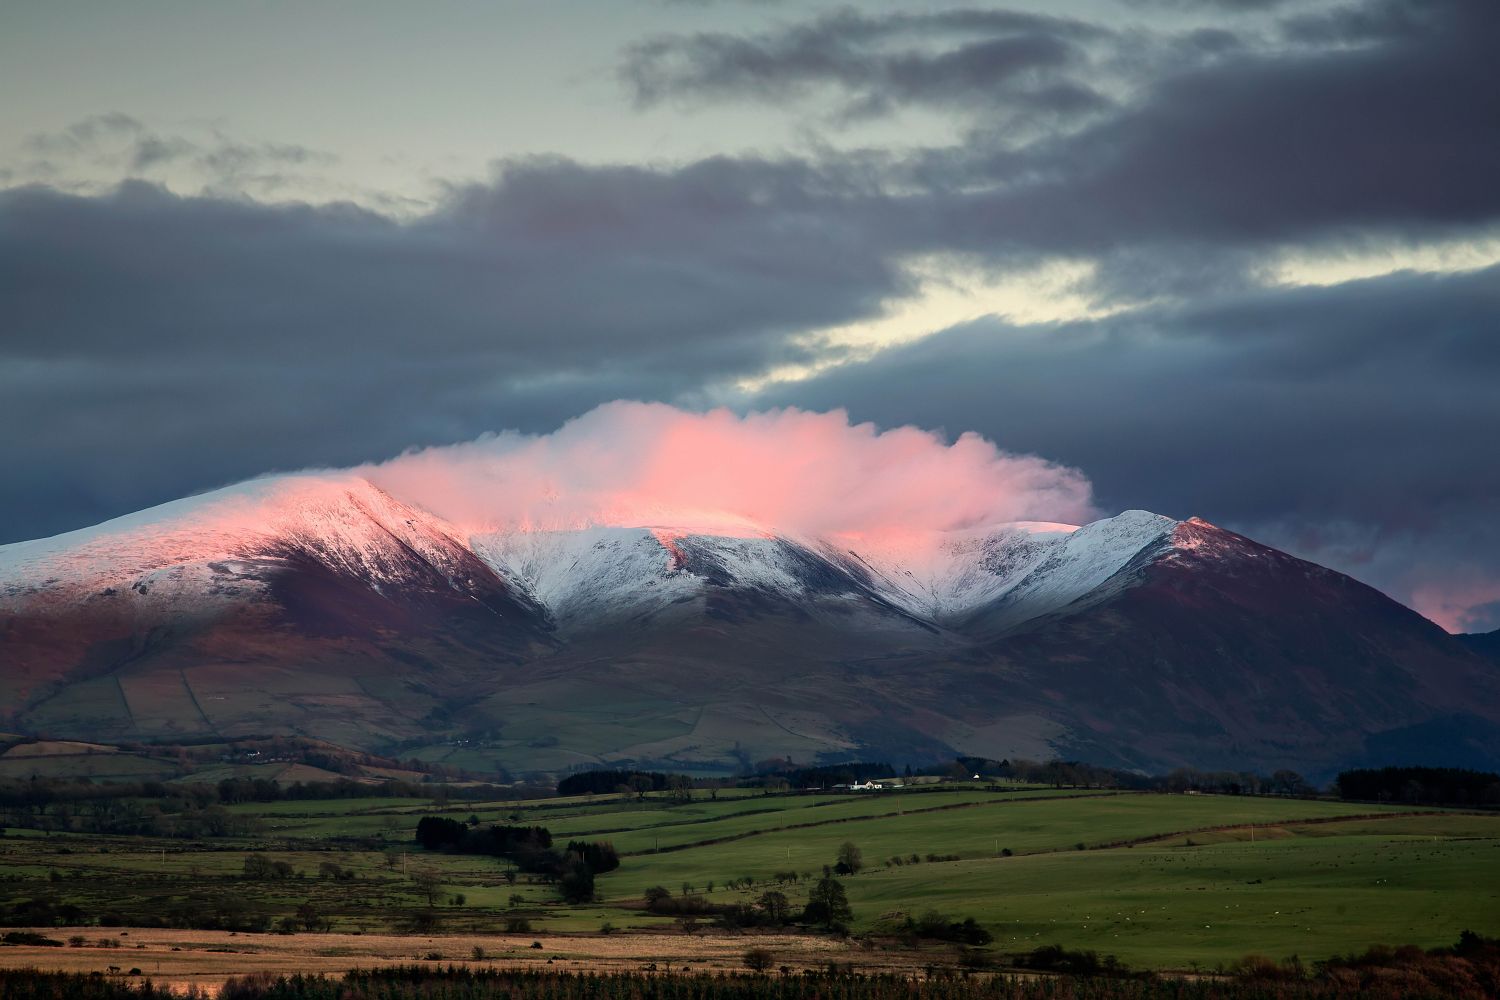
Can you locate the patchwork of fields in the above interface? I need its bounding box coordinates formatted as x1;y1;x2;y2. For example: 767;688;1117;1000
2;783;1497;975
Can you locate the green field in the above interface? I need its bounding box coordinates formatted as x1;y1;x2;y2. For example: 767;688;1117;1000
2;784;1497;970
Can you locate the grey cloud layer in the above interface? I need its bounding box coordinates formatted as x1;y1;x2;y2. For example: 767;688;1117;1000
622;8;1112;122
14;113;337;199
0;162;904;540
625;0;1500;303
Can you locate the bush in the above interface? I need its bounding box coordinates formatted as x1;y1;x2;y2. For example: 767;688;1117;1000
1017;945;1131;977
905;912;993;946
220;972;282;1000
744;948;775;973
558;863;596;904
644;888;713;916
1;931;63;946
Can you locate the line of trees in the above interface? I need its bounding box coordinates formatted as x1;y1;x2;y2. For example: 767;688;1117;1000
643;875;854;933
0;774;510;809
557;770;680;796
1335;766;1500;805
555;770;702;801
412;816;618;904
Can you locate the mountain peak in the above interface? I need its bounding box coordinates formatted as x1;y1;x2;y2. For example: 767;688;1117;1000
0;472;479;611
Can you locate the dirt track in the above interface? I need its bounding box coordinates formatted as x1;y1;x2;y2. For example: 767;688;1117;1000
0;926;933;994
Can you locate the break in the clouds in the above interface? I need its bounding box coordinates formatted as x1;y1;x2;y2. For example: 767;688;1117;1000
1;0;1497;632
360;402;1097;540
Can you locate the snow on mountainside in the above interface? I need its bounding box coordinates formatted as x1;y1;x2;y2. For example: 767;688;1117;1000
956;510;1179;631
839;511;1176;624
471;527;702;629
0;474;496;613
466;512;1181;633
0;471;1181;636
472;526;899;632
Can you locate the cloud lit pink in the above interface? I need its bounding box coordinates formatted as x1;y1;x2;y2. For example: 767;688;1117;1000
360;401;1099;541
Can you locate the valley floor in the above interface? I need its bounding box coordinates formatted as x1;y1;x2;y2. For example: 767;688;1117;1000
3;784;1498;978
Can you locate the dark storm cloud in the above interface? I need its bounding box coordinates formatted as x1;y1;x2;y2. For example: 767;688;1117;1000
1012;0;1498;240
0;162;902;542
2;159;901;369
628;0;1500;298
754;263;1500;631
622;8;1112;121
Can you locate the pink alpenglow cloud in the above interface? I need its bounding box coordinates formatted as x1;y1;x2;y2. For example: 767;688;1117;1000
360;402;1099;542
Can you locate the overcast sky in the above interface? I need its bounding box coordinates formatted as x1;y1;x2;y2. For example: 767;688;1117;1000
3;0;1498;632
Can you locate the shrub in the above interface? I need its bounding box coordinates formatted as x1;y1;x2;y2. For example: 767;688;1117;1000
1;931;63;946
1017;945;1131;977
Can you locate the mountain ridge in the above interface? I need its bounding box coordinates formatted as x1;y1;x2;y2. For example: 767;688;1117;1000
2;474;1496;778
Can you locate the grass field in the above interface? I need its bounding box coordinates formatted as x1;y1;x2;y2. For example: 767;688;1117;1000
2;784;1497;973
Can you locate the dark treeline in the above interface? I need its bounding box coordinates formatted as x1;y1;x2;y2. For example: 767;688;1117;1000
6;933;1498;1000
557;770;680;796
0;776;515;838
1335;766;1500;805
214;777;512;804
415;816;554;853
555;771;715;801
0;893;272;932
643;875;855;934
954;758;1318;797
412;816;618;903
731;757;1318;798
0;775;510;808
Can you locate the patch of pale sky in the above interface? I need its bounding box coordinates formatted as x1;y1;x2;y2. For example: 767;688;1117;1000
735;255;1107;393
742;232;1500;396
1267;235;1500;288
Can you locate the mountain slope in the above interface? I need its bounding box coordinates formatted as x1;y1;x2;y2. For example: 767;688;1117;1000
2;477;1496;776
1459;629;1500;665
940;518;1500;773
0;476;554;747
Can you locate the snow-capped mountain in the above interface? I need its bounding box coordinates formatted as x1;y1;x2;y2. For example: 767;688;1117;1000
1;474;518;614
3;474;1498;776
0;473;1178;636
